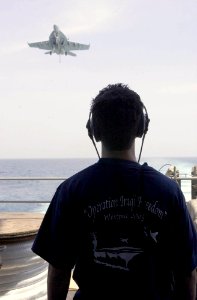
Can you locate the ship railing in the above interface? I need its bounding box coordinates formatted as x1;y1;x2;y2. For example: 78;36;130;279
0;177;66;205
0;177;67;180
0;175;196;203
0;200;50;203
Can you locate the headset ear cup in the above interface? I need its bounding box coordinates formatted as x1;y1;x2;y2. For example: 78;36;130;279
144;113;150;135
136;113;145;138
86;119;93;139
86;118;101;141
136;109;150;138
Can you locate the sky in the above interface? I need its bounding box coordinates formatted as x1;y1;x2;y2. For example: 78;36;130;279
0;0;196;159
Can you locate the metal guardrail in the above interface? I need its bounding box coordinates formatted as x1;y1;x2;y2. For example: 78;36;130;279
170;176;197;180
0;175;196;204
0;177;66;204
0;200;50;203
0;177;67;180
1;176;197;181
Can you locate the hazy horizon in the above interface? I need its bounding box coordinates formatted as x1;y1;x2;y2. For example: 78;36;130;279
0;155;196;160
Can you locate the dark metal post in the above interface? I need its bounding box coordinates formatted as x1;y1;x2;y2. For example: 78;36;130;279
191;166;197;199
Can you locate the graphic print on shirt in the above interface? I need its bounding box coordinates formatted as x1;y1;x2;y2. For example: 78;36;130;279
91;232;145;271
84;195;167;222
84;195;165;271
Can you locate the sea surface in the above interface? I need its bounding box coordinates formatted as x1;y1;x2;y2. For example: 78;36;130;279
0;157;196;213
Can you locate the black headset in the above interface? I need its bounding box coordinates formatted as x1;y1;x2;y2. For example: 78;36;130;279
136;103;150;138
86;102;150;163
135;103;150;162
86;113;101;159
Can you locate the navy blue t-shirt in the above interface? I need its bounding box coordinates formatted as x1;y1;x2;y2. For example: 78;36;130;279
32;158;197;300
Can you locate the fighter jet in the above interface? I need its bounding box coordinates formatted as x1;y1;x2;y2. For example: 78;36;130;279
28;25;90;57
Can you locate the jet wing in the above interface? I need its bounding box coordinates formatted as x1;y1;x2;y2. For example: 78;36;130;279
28;41;51;50
67;41;90;51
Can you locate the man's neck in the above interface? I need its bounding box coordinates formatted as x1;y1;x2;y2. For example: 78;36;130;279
101;144;137;162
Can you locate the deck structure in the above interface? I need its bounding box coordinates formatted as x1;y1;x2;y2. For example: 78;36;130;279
0;212;78;299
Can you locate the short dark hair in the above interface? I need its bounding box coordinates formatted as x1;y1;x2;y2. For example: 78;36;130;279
91;83;144;151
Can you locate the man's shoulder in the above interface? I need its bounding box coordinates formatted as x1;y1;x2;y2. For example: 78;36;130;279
60;162;100;187
143;163;180;194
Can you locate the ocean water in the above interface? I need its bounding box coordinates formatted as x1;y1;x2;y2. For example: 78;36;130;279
0;157;196;213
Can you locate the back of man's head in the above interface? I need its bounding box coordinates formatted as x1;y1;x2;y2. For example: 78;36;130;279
91;83;144;151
